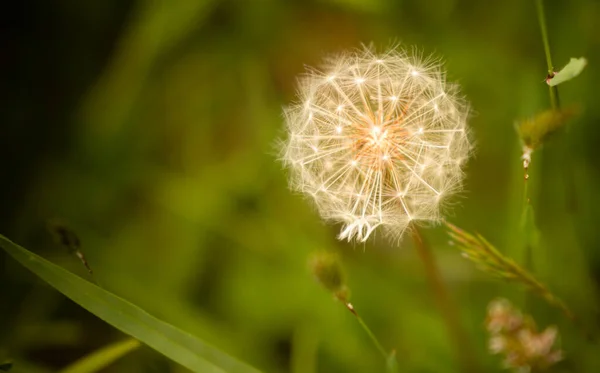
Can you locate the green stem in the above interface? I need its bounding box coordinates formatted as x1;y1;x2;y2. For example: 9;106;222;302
520;0;559;275
521;161;531;222
411;226;478;373
344;303;388;359
534;0;560;109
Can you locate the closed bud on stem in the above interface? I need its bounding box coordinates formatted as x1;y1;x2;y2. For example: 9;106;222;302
516;105;580;152
308;251;349;302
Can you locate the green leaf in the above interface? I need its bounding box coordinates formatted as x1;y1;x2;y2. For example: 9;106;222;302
547;57;587;86
59;338;140;373
0;234;261;373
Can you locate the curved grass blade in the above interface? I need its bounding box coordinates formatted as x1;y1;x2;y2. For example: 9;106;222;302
59;338;140;373
0;234;261;373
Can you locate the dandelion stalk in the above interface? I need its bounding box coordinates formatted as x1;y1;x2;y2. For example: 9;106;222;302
411;226;478;373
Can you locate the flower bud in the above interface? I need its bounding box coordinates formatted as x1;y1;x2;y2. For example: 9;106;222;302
308;251;349;302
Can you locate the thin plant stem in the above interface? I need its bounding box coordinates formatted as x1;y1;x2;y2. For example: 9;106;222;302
524;0;560;218
521;165;531;219
532;2;596;343
534;0;581;218
520;0;562;271
411;226;478;373
534;0;560;110
343;302;388;360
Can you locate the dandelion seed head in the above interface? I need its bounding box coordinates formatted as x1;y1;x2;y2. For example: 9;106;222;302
280;46;472;243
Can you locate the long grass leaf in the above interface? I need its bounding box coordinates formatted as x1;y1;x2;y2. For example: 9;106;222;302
0;234;261;373
59;338;140;373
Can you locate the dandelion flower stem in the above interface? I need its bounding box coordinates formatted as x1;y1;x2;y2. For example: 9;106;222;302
411;226;478;373
535;0;560;110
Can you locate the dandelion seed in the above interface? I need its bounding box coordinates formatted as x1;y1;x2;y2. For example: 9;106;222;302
280;46;471;243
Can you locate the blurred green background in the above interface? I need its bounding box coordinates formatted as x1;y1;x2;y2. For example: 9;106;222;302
2;0;600;372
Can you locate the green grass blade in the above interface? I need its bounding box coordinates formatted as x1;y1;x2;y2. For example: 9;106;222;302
0;234;261;373
59;338;140;373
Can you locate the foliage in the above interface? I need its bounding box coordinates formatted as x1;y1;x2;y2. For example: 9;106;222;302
0;235;260;373
59;339;140;373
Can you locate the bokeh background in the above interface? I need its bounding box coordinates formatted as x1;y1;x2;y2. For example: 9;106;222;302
2;0;600;372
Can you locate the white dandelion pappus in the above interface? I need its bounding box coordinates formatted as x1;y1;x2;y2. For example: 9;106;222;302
280;47;471;243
